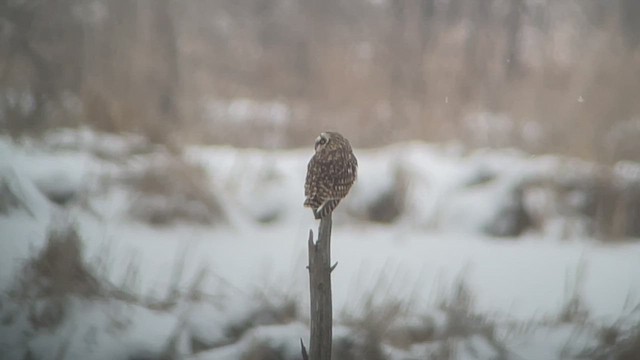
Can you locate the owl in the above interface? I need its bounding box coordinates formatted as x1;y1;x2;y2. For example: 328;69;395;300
304;131;358;219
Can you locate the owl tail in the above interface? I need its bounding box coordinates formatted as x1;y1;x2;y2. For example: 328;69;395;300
314;199;341;219
303;197;312;208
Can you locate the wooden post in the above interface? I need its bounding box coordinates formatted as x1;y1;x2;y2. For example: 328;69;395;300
305;215;334;360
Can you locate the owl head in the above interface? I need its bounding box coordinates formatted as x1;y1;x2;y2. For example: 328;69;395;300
314;131;349;153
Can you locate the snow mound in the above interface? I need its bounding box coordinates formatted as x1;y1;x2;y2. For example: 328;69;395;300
0;166;51;221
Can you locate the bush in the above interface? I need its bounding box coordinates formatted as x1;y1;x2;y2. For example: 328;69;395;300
124;157;226;226
15;225;101;300
8;225;101;330
484;185;532;237
580;323;640;360
349;164;407;224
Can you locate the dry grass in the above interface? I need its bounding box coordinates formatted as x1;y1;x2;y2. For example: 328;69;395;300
6;225;101;331
334;274;512;360
124;157;226;226
3;238;640;359
345;162;408;224
241;343;289;360
340;296;407;360
4;1;640;163
556;262;590;325
576;321;640;360
362;165;408;224
13;225;102;301
0;178;22;215
225;295;299;344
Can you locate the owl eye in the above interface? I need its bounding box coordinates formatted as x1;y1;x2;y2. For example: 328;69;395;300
319;138;327;145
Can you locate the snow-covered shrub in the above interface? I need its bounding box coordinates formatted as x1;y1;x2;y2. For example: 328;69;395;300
439;170;534;237
579;323;640;360
484;185;532;237
224;296;299;343
5;225;101;332
34;175;79;206
234;163;288;225
0;176;22;214
346;160;408;224
538;167;640;240
13;225;101;301
341;298;402;360
333;276;509;359
193;322;308;360
241;339;294;360
0;167;51;220
362;165;407;224
598;165;640;239
605;118;640;162
124;157;226;226
187;294;300;355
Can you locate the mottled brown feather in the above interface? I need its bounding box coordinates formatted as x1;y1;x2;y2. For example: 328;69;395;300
304;132;357;219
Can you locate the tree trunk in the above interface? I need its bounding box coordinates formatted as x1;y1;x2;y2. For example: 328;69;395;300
306;215;334;360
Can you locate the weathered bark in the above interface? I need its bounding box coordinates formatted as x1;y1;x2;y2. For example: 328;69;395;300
306;215;334;360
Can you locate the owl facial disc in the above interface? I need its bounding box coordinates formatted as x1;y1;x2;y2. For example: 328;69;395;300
315;133;329;152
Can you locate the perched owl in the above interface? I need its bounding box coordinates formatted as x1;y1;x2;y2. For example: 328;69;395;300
304;132;358;219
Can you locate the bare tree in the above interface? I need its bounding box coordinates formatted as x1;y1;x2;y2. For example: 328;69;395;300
0;0;81;133
620;0;640;48
505;0;525;79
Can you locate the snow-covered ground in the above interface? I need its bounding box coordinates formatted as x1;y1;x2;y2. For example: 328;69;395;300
1;129;639;360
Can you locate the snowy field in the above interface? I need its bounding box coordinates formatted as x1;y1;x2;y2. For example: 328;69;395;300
1;129;640;359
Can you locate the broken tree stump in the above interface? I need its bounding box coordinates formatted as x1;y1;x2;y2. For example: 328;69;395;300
305;214;334;360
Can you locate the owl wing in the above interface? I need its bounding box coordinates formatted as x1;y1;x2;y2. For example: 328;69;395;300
304;150;357;219
304;153;339;208
329;152;357;199
349;152;358;182
304;154;320;207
